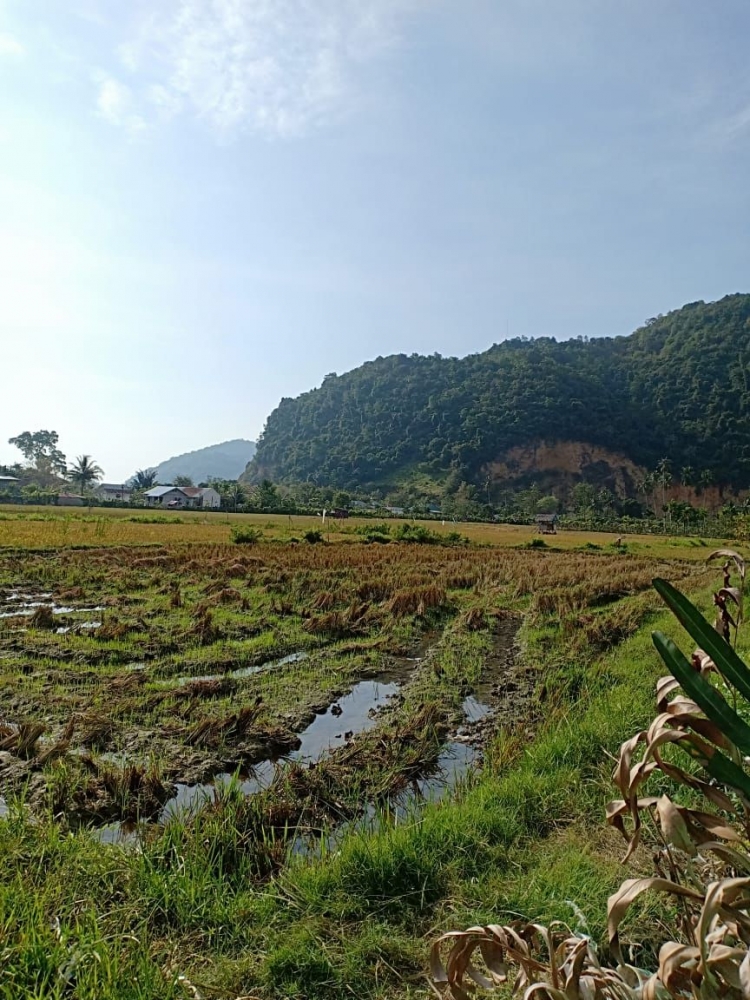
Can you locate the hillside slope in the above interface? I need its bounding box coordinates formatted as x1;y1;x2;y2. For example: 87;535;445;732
157;439;256;484
244;295;750;491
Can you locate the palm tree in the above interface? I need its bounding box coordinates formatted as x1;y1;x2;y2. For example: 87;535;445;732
68;455;103;493
680;466;695;487
222;482;247;513
131;468;157;490
655;458;672;520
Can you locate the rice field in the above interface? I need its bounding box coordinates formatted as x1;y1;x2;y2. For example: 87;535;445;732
0;515;726;998
0;503;729;558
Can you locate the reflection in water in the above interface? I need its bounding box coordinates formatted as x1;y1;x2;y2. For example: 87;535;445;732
88;674;491;845
462;694;492;723
291;680;399;762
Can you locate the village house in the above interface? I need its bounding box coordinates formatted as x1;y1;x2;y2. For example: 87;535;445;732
143;486;221;509
96;483;133;503
57;493;85;507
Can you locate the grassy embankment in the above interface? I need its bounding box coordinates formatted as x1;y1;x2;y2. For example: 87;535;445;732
0;516;734;998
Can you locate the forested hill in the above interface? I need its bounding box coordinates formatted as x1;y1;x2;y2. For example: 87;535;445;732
244;295;750;491
157;439;256;484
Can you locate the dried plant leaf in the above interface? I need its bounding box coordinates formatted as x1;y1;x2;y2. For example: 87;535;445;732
708;550;746;581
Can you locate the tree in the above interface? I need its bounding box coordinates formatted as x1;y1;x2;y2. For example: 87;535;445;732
679;466;695;487
535;495;559;515
215;481;247;512
173;475;194;487
68;455;103;493
655;458;673;519
8;430;66;483
254;479;279;511
131;468;157;490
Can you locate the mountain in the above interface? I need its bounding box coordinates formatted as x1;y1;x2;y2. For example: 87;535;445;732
156;439;256;484
243;295;750;493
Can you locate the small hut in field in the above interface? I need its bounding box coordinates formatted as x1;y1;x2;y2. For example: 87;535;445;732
534;513;558;534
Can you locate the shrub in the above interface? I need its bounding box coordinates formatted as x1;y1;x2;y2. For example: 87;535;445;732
304;529;324;544
230;526;262;545
392;523;438;544
523;538;548;549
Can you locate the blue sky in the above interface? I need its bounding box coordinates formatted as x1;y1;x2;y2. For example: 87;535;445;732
1;0;749;481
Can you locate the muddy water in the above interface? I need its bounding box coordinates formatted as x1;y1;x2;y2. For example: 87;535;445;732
0;592;105;620
461;695;492;723
55;622;102;635
160;760;276;821
293;680;400;760
158;679;400;820
88;622;520;845
176;650;309;685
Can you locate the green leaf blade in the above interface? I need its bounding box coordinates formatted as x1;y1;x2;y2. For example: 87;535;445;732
652;631;750;755
653;578;750;702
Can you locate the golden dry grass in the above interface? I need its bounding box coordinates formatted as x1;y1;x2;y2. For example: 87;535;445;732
0;504;731;559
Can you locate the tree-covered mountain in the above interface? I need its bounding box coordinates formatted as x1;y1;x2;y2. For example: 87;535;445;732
244;295;750;492
156;439;256;485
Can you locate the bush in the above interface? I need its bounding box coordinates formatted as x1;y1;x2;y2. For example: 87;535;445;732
357;523;391;544
304;530;324;544
445;530;469;546
392;523;438;544
523;537;549;549
230;526;262;545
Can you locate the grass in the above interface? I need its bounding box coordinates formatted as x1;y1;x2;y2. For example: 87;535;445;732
0;516;734;997
0;504;732;559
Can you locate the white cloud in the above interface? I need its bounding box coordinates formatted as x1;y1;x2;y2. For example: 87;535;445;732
95;74;146;133
107;0;419;138
0;30;24;57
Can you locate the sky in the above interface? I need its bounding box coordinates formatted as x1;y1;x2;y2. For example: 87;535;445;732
1;1;749;481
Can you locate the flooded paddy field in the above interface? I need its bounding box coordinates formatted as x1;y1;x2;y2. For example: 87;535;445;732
0;541;684;833
0;537;700;998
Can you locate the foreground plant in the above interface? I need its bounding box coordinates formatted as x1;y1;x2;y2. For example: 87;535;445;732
431;550;750;1000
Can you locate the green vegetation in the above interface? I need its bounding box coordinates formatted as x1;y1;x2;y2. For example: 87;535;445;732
434;554;750;1000
230;524;263;544
0;513;724;998
246;295;750;492
67;454;104;493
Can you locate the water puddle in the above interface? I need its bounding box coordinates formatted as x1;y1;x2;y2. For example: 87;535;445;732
176;650;309;686
158;679;399;821
0;594;105;620
462;695;492;723
160;760;276;820
91;647;491;844
56;621;102;635
413;740;478;800
91;819;139;845
292;680;399;761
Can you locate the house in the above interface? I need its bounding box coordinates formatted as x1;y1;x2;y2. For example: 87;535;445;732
96;483;133;503
0;475;19;491
58;493;85;507
535;513;558;534
180;487;221;509
384;506;406;516
143;486;221;509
